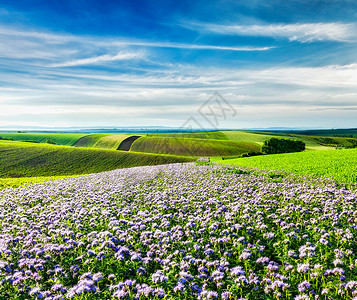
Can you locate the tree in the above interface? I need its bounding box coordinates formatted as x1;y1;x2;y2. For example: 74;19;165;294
261;138;305;154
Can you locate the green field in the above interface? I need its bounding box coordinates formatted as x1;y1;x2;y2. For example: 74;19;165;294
0;132;86;146
222;130;332;150
290;128;357;137
212;148;357;185
150;131;229;140
72;134;110;147
0;175;77;190
222;130;276;143
0;140;194;179
298;135;357;148
131;136;260;156
73;134;141;150
92;134;135;150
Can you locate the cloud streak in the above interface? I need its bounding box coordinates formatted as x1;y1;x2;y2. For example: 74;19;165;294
51;51;142;67
190;22;356;43
0;25;273;64
112;41;274;51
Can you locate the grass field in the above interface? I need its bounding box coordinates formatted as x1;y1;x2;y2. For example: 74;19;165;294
131;136;260;156
0;132;86;146
212;148;357;185
298;135;357;148
290;128;357;137
0;175;78;190
222;130;276;143
0;140;194;179
150;131;229;140
73;134;142;150
72;134;110;147
92;134;135;150
222;130;332;150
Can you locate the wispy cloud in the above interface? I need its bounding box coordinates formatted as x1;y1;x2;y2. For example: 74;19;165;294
0;24;273;64
112;41;274;51
51;51;142;67
189;22;356;43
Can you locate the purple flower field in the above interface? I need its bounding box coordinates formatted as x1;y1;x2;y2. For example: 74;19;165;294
1;163;357;299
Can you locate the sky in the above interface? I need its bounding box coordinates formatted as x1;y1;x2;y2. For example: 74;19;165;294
0;0;357;129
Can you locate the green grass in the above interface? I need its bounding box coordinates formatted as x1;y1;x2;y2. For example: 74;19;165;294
92;134;138;150
222;130;332;150
289;128;357;137
0;132;86;146
212;148;357;185
150;131;229;140
72;134;110;147
222;130;275;144
0;175;77;190
298;135;357;148
0;140;194;179
73;134;142;150
131;136;260;157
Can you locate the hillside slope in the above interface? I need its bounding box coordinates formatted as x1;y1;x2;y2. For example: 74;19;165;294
0;132;86;146
213;148;357;185
222;130;332;150
0;140;194;178
131;136;260;156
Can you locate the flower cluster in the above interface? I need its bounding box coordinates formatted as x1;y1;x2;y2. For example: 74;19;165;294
0;163;356;299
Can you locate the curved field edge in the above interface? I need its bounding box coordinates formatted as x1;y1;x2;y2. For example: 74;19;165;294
92;134;134;150
130;136;260;156
73;134;142;150
72;134;110;147
0;132;87;146
0;140;195;178
212;148;357;185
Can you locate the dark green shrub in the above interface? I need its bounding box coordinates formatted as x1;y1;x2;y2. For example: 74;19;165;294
46;139;57;145
0;136;14;141
241;151;261;158
261;138;305;154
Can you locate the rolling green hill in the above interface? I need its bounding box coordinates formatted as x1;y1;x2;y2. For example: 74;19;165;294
0;140;194;178
72;134;110;147
150;131;229;140
212;148;357;185
222;130;332;150
131;136;260;156
222;131;275;143
73;134;142;150
298;135;357;148
0;132;86;146
290;128;357;137
92;134;139;150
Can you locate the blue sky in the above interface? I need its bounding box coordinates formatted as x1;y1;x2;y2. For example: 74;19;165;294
0;0;357;129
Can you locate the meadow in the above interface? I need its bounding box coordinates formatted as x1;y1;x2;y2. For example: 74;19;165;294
0;132;86;146
1;163;357;299
212;148;357;186
130;136;260;156
2;130;354;154
149;132;229;140
0;140;193;178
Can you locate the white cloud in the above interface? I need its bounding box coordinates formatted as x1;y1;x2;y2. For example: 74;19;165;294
51;51;142;67
0;24;273;63
112;41;274;51
192;22;356;43
1;24;356;128
0;26;70;44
